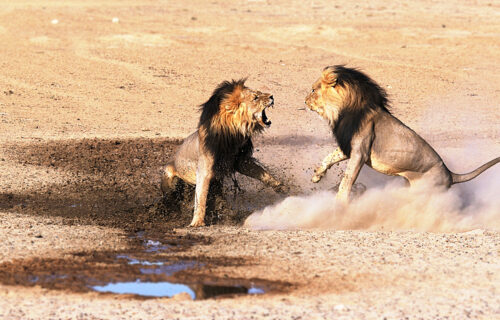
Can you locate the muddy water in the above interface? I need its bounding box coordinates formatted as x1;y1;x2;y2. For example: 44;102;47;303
0;232;284;300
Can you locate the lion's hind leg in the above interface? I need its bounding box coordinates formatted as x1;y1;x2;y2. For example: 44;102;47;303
161;163;180;196
161;163;192;207
159;163;196;225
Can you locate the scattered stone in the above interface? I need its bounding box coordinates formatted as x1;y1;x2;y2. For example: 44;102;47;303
334;304;349;311
171;292;193;301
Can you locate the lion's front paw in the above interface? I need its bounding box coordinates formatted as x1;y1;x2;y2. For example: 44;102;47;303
311;174;322;183
311;167;326;183
335;194;349;205
188;218;206;227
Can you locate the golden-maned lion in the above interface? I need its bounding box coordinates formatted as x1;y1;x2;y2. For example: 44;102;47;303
161;79;286;227
305;65;500;203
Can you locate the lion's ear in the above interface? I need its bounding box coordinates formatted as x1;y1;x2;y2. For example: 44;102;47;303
322;68;337;86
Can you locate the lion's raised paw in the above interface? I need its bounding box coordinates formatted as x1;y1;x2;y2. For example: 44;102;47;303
311;175;322;183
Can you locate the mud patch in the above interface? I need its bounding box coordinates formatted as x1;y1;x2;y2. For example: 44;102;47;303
2;138;257;231
0;232;287;299
150;178;252;227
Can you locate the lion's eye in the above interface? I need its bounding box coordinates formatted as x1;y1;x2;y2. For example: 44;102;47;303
253;95;259;101
311;89;315;93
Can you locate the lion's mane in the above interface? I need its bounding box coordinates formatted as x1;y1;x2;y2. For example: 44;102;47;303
328;65;391;157
198;79;261;172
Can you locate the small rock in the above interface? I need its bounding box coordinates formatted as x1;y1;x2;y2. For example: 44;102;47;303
51;19;59;25
334;304;349;311
112;17;119;23
171;292;193;301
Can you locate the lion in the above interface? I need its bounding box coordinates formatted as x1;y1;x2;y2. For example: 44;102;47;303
161;79;286;227
305;65;500;203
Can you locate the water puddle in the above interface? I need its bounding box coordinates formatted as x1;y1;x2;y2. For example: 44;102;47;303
0;232;284;300
93;281;197;298
92;280;265;299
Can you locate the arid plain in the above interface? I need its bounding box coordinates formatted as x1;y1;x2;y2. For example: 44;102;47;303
0;1;499;319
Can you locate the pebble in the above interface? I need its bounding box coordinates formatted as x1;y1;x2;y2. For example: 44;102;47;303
171;292;193;301
334;304;348;311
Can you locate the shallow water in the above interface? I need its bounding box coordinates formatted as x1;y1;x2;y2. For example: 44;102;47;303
93;250;266;299
92;280;265;299
3;233;272;300
93;280;196;298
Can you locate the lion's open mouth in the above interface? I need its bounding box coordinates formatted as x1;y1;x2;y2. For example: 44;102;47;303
262;108;271;126
255;100;273;128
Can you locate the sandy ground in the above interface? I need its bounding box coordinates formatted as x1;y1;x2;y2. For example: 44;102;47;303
0;0;499;319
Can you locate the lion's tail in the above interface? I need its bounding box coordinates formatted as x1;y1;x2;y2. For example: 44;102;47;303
451;157;500;184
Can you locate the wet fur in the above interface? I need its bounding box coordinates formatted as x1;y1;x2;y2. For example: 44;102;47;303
162;79;286;227
305;65;500;203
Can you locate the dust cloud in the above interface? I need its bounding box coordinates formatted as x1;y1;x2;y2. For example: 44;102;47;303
245;164;500;233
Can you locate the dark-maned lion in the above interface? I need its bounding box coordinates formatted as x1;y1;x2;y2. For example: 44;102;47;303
305;65;500;203
161;79;286;227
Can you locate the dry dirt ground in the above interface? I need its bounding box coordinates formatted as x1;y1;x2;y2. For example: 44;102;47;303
0;0;499;319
